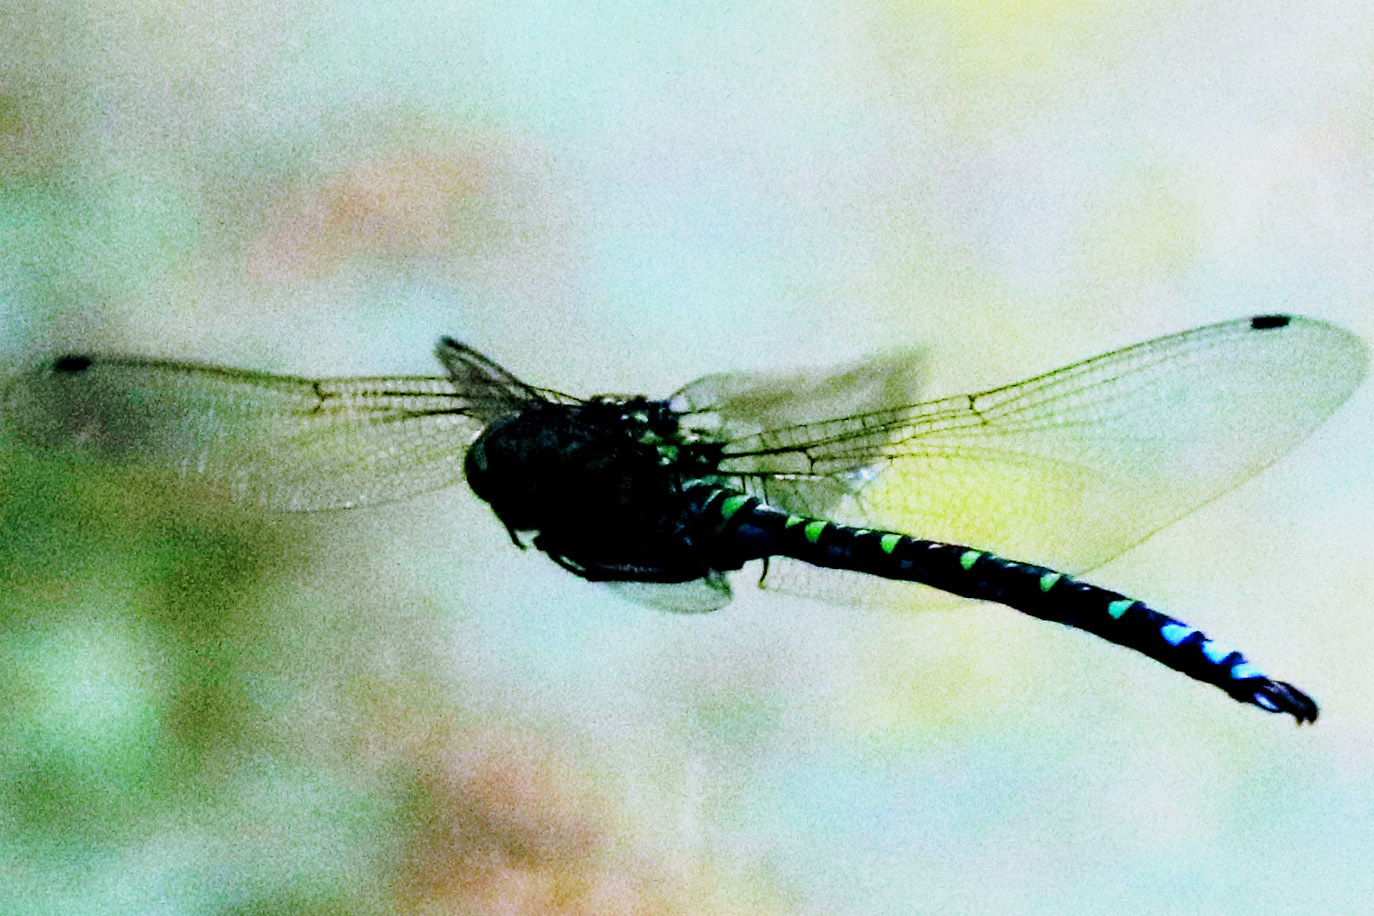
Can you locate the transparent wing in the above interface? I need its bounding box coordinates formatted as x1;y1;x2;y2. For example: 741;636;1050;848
675;316;1367;601
435;337;580;409
1;354;500;510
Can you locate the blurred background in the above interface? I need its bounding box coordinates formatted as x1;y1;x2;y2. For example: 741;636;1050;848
2;2;1372;914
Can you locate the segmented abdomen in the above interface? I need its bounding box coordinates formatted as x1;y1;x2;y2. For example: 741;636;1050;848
694;485;1317;723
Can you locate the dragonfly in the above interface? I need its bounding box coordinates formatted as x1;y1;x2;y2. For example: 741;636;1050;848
2;315;1366;724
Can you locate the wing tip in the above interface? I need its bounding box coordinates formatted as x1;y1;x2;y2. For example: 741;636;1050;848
50;354;95;374
1249;314;1292;331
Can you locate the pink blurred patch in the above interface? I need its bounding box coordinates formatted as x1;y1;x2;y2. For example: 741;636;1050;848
398;739;601;911
389;731;778;916
248;151;492;285
0;88;64;179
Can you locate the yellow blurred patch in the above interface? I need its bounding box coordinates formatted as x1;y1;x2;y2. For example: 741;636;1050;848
1074;163;1203;288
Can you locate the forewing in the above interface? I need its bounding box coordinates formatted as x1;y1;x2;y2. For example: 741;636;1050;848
700;316;1367;581
435;337;578;408
672;347;927;438
2;355;494;510
672;347;928;512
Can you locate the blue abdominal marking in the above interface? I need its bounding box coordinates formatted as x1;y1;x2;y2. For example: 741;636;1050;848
694;485;1320;724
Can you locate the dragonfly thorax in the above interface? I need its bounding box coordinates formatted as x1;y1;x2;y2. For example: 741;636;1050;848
462;398;725;581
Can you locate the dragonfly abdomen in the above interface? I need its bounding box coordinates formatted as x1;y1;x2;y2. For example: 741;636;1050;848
694;485;1318;724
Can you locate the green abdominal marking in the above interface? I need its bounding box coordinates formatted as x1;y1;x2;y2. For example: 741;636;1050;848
693;484;1319;724
1108;599;1135;619
716;493;752;524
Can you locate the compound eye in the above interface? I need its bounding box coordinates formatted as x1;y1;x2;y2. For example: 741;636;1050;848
464;436;489;478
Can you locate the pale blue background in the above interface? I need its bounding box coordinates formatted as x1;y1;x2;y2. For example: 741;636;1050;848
1;2;1371;914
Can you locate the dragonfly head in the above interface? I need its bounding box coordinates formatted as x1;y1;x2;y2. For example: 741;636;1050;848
464;411;542;531
463;401;674;534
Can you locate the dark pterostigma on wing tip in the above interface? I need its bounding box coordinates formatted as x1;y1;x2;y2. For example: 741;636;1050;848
51;354;94;374
1249;314;1292;331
